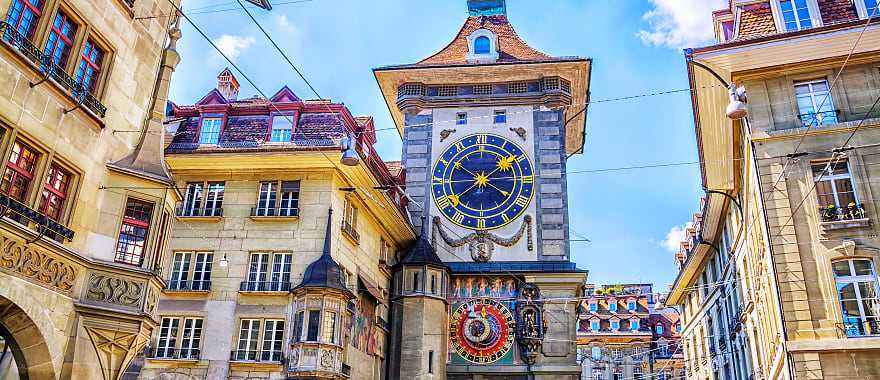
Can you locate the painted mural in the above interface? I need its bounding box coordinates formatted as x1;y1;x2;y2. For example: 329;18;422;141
351;296;378;355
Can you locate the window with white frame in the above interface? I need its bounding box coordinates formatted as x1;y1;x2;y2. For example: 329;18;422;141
630;318;640;331
591;346;602;360
611;348;622;361
610;320;620;331
589;300;598;312
656;323;664;334
242;252;292;291
659;341;669;356
834;259;880;336
155;317;203;359
608;300;618;312
269;115;294;143
198;118;222;145
590;319;600;331
169;252;213;291
612;371;623;380
856;0;879;18
592;368;603;380
779;0;813;31
254;180;300;217
813;160;864;221
627;299;637;311
233;319;285;362
342;197;359;241
180;181;224;217
795;79;838;127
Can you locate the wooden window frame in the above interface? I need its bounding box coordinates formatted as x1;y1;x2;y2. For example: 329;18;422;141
114;197;155;266
2;139;40;203
6;0;44;39
74;37;105;95
266;112;297;143
43;8;77;68
38;162;71;221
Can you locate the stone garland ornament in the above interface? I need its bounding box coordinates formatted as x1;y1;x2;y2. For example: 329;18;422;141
432;215;533;262
516;283;545;365
85;273;144;308
0;234;77;293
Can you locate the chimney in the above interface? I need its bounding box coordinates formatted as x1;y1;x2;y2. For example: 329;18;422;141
467;0;506;16
217;68;240;100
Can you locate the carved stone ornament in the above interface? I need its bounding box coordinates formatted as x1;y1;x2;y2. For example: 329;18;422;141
83;321;150;380
432;215;534;261
516;283;545;365
85;273;145;308
144;286;159;316
289;347;300;369
439;129;457;142
320;349;334;369
0;233;77;293
509;127;527;141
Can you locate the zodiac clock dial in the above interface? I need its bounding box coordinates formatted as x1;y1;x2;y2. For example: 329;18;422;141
432;134;535;231
450;299;516;364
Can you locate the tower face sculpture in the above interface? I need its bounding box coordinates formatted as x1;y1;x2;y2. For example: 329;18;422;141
376;0;590;378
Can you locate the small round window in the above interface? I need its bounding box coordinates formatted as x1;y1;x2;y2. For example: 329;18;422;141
474;36;491;54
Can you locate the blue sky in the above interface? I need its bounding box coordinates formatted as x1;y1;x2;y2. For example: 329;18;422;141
167;0;726;291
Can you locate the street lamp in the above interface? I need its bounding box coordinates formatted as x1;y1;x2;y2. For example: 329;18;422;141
340;135;360;166
244;0;272;10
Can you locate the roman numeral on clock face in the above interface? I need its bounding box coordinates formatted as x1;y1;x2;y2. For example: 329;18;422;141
476;219;486;229
452;212;465;224
437;195;451;209
515;196;530;208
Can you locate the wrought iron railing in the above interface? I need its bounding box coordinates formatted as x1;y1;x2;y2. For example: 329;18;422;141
819;203;867;222
166;280;211;291
341;221;359;242
250;206;299;217
837;320;880;337
146;347;200;360
0;193;74;241
239;280;290;292
798;110;840;127
230;350;283;362
176;205;223;217
0;21;107;118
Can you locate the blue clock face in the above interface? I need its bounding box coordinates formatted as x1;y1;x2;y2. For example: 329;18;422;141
432;134;534;231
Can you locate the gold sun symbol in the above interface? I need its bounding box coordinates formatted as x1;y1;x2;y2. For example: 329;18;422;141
496;156;515;172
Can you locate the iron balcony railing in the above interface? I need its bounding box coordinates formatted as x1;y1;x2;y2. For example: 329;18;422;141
176;205;223;217
239;280;290;292
230;349;283;362
798;110;840;128
820;203;867;222
0;21;107;118
250;206;299;217
0;193;74;241
837;320;880;337
146;347;200;360
166;280;211;292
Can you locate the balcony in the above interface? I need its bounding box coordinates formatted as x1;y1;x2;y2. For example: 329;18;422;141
341;221;359;243
230;350;283;363
175;205;223;221
837;320;880;338
146;347;200;361
0;193;74;242
0;21;107;119
239;281;290;293
798;110;840;128
249;206;299;220
819;203;869;230
165;280;211;292
395;77;573;115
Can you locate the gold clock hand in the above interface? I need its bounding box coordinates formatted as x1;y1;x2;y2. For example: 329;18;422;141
487;182;510;197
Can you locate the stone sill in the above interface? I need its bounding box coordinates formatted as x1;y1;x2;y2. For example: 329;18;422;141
820;218;870;231
229;361;283;371
248;215;299;222
238;291;289;296
766;117;880;138
145;358;200;364
341;229;360;245
162;289;211;295
175;216;222;223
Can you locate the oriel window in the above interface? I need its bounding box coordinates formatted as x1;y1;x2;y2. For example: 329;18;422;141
114;198;154;266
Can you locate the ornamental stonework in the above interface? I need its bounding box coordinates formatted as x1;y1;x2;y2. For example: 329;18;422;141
0;232;78;294
85;272;145;309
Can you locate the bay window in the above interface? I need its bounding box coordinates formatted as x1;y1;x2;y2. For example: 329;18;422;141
75;39;104;95
5;0;43;39
233;319;284;362
197;118;222;145
114;198;154;266
2;140;39;202
795;79;837;127
43;10;77;68
834;259;880;336
38;164;70;221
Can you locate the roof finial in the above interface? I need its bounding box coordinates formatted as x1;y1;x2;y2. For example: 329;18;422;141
322;208;333;257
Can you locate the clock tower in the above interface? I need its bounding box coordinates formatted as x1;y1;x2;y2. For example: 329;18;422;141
376;1;590;379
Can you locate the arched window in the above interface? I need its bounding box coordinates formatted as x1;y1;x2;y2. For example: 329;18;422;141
474;36;491;54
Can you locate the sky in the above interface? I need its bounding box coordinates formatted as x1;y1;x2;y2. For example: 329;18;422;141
166;0;728;291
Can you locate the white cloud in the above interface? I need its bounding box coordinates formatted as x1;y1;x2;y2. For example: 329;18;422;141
661;222;693;252
637;0;727;49
213;35;256;59
278;15;293;30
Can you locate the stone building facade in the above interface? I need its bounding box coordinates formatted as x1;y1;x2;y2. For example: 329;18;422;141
136;72;414;380
669;0;880;379
576;284;685;380
0;0;182;378
375;1;590;378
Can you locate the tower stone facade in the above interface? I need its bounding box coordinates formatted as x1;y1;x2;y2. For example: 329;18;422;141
375;1;590;378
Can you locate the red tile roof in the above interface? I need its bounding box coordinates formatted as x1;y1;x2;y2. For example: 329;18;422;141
736;2;777;41
818;0;859;25
385;161;403;178
418;15;555;65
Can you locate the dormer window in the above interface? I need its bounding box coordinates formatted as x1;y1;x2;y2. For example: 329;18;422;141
590;320;600;331
772;0;819;32
627;300;637;311
608;301;618;313
630;319;639;331
198;117;222;145
856;0;879;19
589;300;598;313
466;29;499;63
610;320;620;331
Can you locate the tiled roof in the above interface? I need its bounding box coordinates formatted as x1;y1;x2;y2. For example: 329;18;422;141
385;161;403;178
736;2;777;41
818;0;858;25
294;113;345;146
417;15;556;65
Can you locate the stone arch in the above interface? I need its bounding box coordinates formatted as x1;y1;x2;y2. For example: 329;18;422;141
0;296;55;380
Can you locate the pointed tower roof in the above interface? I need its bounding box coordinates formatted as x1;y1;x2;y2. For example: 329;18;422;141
396;218;447;269
294;209;354;297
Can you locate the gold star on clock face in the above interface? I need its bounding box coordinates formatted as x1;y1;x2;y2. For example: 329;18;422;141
474;172;490;189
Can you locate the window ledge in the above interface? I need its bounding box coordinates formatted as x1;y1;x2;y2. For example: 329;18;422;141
820;218;870;231
341;229;360;245
145;357;200;364
767;117;880;138
238;290;289;295
175;215;223;222
248;215;300;222
162;289;211;295
228;361;283;370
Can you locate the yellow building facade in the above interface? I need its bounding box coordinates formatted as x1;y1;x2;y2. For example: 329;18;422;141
670;1;880;379
0;0;182;378
138;72;414;380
